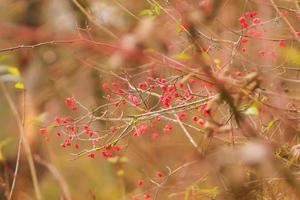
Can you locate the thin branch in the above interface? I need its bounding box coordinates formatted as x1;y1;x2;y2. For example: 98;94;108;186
269;0;300;43
0;84;42;200
34;155;71;200
71;0;119;39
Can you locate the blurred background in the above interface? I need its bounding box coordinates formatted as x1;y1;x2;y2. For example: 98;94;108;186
0;0;300;200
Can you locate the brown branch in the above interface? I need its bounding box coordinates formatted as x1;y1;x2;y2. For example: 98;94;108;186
0;84;42;200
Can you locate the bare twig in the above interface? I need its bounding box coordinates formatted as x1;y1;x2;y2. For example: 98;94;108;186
0;83;42;200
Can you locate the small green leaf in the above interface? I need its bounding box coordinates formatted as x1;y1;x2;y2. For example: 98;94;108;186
267;118;278;131
198;186;219;198
0;137;13;161
281;47;300;66
0;55;7;62
175;21;184;33
152;3;161;15
7;66;20;76
107;156;119;163
14;81;25;89
139;9;153;17
245;102;259;116
173;53;191;60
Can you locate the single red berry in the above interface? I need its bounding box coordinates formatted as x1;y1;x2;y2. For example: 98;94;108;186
180;19;190;30
113;146;121;151
252;17;261;24
56;132;62;137
241;46;247;52
71;106;77;111
128;95;141;106
279;40;287;48
280;10;287;17
39;128;47;135
178;112;186;121
137;179;143;187
74;144;79;149
88;153;95;159
179;82;184;89
241;37;248;43
111;82;119;88
64;97;74;107
235;71;242;77
114;101;120;107
163;124;173;133
54;117;62;124
189;78;196;84
155;171;164;178
249;11;257;18
192;116;199;122
82;124;89;130
239;16;246;23
143;194;151;200
198;118;206;126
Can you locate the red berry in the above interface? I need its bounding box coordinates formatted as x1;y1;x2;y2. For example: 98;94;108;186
64;97;74;107
137;179;143;186
197;118;205;126
143;194;151;200
54;117;62;124
88;153;95;159
241;37;248;43
192;116;199;122
235;71;242;77
279;40;287;48
155;171;164;178
252;17;261;24
241;46;247;52
178;112;186;121
82;124;89;130
163;124;173;133
74;144;79;149
113;146;121;151
39;128;47;135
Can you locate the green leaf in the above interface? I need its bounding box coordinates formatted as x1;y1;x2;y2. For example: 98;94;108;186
245;102;259;116
172;53;191;60
175;21;183;33
7;66;20;76
0;55;7;62
151;2;161;15
107;156;119;163
267;118;278;131
0;137;13;161
198;186;219;198
139;9;153;17
139;2;160;18
14;81;25;89
281;47;300;66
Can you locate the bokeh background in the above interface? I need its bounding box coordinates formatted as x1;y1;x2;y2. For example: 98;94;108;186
0;0;300;200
